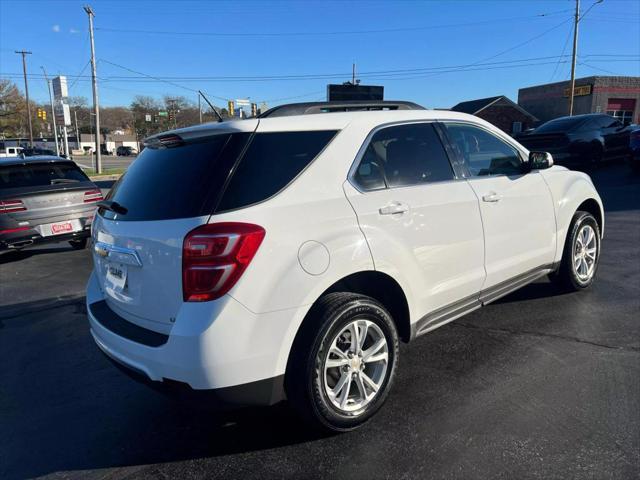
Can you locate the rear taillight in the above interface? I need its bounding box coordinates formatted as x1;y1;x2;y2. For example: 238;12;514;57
0;199;26;214
84;189;104;203
182;222;266;302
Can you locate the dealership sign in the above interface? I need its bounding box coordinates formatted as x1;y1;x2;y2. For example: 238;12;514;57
563;84;592;97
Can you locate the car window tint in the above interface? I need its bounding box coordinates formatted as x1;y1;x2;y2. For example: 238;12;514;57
444;123;523;177
354;123;454;190
102;134;250;221
216;130;337;212
0;162;89;188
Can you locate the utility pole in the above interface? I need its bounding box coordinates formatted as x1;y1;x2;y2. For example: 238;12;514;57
84;5;102;173
198;93;202;124
568;0;580;116
15;50;34;147
352;63;356;85
74;109;80;151
40;67;60;156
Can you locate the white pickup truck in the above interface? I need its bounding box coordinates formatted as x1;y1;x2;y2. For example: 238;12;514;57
0;146;24;158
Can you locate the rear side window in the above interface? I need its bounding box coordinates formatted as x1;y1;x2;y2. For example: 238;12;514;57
102;134;250;221
353;123;454;190
216;130;337;212
0;162;89;188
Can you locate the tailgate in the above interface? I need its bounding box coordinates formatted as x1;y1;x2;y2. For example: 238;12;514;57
92;213;208;332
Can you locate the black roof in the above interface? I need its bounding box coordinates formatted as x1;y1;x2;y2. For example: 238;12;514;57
0;155;70;167
259;100;425;118
451;96;503;115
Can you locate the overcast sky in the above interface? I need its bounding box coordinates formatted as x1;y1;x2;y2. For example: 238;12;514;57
1;0;639;109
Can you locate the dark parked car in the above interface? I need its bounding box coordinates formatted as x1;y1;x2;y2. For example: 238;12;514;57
517;114;634;168
0;156;102;251
629;127;640;171
116;146;137;156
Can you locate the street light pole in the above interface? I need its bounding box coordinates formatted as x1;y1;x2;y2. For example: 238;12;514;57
15;50;34;147
40;67;60;156
84;5;102;173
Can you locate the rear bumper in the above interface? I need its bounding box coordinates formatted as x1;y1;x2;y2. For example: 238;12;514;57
0;226;90;251
86;271;305;406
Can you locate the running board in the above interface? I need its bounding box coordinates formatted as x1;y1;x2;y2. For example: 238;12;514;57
411;264;555;339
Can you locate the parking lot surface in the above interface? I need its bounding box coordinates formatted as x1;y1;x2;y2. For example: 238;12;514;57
73;155;136;172
1;164;638;479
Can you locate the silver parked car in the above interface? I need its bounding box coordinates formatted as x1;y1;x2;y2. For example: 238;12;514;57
0;156;102;251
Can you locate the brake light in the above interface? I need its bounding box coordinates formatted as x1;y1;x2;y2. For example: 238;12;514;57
183;223;265;302
0;226;30;234
83;189;104;203
0;199;26;214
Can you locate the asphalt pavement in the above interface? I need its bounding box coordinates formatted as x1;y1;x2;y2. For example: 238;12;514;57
73;155;136;172
1;163;638;479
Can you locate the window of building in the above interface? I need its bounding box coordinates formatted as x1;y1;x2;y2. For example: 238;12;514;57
512;122;523;134
606;110;634;124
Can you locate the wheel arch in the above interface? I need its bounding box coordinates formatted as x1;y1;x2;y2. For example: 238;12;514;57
577;198;603;236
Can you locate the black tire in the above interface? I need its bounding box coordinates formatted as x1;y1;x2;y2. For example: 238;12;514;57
552;211;601;291
69;237;88;250
285;292;399;432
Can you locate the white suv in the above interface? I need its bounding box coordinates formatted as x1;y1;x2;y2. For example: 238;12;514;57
87;101;604;431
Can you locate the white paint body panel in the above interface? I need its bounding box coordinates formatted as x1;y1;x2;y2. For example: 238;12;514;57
87;109;604;397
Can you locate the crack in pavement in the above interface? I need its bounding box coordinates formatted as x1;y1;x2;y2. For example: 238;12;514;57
455;321;640;353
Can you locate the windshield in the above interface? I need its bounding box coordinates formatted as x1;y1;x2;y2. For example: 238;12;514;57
0;162;90;188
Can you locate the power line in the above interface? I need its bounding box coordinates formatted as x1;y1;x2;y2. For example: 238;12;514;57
94;10;573;37
2;56;638;84
550;24;574;81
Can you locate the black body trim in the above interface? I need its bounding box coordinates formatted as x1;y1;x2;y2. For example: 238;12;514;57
89;300;169;347
103;352;285;407
411;264;556;339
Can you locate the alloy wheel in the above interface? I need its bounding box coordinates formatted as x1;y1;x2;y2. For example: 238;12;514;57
322;319;389;414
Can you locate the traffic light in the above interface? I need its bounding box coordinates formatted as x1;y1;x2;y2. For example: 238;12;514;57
42;109;46;121
251;103;257;117
37;108;42;119
227;100;235;117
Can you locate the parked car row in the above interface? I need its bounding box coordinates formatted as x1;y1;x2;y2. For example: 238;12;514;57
0;156;102;252
516;113;637;169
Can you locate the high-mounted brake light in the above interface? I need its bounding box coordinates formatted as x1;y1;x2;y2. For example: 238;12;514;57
83;189;104;203
0;199;26;214
182;222;266;302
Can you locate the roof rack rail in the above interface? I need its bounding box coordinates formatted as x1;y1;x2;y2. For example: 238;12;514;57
259;100;425;118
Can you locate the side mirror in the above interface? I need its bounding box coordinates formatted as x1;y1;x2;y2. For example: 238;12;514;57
529;151;554;170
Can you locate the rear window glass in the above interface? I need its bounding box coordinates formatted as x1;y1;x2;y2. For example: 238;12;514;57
216;130;337;212
0;162;89;188
101;129;337;221
102;134;250;222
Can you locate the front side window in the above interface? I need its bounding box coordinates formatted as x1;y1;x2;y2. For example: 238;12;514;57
443;123;523;177
353;123;454;190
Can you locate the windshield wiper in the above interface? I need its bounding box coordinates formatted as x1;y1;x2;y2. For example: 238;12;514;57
97;200;128;215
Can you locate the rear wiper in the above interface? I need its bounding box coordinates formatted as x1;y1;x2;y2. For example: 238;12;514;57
50;178;80;184
97;200;128;215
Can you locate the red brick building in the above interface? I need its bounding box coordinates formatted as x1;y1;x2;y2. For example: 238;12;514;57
518;76;640;124
451;96;538;135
